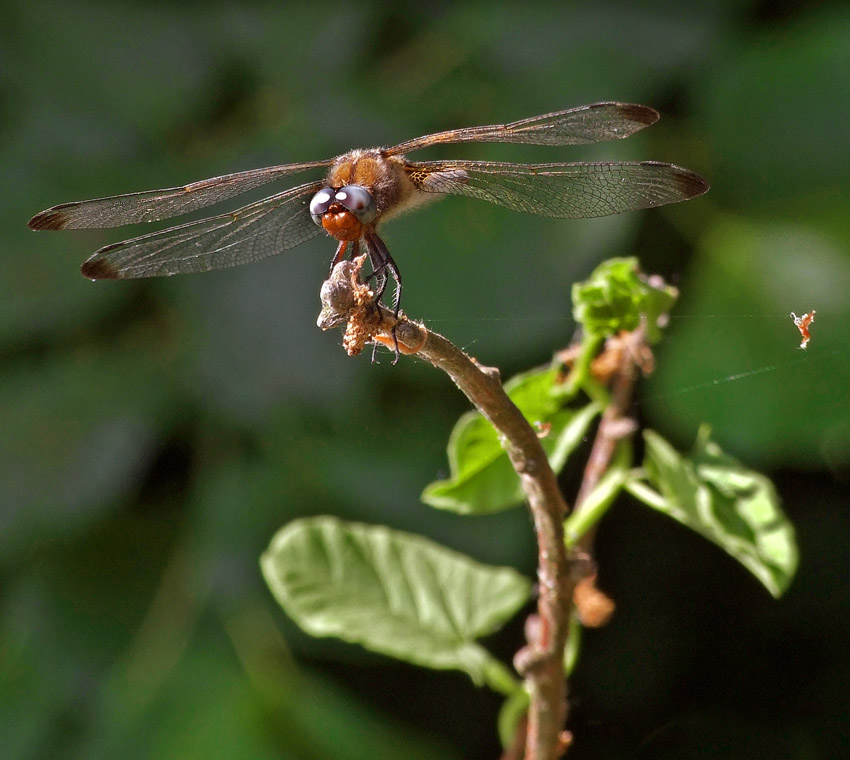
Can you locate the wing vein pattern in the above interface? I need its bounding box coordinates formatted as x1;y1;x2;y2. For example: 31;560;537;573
411;160;708;219
81;182;324;278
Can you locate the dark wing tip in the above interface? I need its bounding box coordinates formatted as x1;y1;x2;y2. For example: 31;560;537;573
81;257;121;280
615;103;660;127
673;167;710;199
28;207;71;230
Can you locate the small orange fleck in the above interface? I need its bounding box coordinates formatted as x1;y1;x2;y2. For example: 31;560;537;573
573;574;615;627
535;421;552;438
790;310;815;349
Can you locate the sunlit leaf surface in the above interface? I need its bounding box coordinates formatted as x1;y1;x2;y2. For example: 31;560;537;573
262;517;531;683
632;427;798;597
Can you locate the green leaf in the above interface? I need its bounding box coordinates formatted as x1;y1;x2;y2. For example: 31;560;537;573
261;517;531;685
630;427;797;597
422;365;599;514
572;257;677;343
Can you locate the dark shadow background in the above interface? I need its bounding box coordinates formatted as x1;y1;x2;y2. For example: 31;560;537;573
3;1;850;758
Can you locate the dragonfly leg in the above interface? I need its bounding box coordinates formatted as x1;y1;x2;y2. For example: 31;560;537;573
364;231;403;363
329;239;350;273
364;231;402;317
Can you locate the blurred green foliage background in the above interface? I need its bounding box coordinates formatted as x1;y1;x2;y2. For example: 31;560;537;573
3;1;850;758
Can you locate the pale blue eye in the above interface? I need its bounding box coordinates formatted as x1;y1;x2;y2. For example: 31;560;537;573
336;185;376;224
309;187;336;226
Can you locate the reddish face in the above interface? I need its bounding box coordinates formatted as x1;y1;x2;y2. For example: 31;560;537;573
321;208;363;241
309;185;377;242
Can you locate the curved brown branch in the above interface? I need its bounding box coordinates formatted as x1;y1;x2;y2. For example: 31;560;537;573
318;259;571;760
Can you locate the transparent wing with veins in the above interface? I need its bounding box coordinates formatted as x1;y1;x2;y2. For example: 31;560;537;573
79;182;324;279
28;161;332;230
410;160;709;218
386;102;660;153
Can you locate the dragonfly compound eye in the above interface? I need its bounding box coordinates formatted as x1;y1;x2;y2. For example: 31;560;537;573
309;187;336;226
336;185;377;224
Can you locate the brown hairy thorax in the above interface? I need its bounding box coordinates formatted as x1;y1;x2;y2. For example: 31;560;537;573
326;149;431;226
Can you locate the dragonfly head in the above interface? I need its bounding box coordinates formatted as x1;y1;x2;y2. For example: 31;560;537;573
310;185;377;241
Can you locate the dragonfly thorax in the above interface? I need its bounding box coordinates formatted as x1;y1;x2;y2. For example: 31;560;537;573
327;149;425;224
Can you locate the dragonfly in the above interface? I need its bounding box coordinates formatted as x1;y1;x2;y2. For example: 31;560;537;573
28;102;708;315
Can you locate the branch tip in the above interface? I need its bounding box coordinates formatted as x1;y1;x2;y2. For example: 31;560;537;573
318;257;426;356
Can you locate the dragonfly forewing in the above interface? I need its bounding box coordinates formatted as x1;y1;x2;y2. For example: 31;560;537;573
29;161;331;231
386;102;659;154
81;181;323;279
